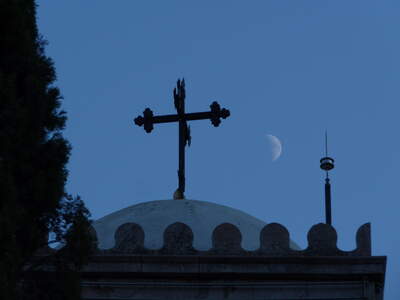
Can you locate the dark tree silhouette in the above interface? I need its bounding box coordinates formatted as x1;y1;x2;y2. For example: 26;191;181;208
0;1;93;299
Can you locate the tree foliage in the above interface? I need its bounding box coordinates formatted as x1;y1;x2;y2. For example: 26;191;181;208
0;1;93;299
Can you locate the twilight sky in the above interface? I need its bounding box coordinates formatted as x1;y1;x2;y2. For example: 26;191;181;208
37;1;399;298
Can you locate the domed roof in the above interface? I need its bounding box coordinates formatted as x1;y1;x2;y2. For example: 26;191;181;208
93;199;298;251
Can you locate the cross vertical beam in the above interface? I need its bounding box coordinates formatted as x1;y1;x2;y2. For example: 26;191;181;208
134;79;230;199
174;79;188;197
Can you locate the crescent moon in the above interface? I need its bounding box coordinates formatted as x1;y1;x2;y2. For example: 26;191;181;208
266;134;282;161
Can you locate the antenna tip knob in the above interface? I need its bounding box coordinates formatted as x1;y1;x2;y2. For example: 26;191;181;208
320;157;335;171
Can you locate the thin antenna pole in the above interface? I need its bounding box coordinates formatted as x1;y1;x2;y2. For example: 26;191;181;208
325;177;332;225
320;131;334;226
325;130;329;179
325;130;328;157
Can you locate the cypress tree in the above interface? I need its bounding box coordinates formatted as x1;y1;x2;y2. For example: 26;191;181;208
0;1;93;299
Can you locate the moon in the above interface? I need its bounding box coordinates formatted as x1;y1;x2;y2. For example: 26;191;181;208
266;134;282;161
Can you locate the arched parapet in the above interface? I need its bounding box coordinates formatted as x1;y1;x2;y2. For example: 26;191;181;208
85;221;372;256
305;223;339;256
112;222;145;254
355;223;371;255
258;223;292;255
343;223;371;256
299;223;372;256
161;222;196;255
210;223;244;255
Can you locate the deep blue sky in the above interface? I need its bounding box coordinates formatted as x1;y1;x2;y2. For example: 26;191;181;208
38;1;399;298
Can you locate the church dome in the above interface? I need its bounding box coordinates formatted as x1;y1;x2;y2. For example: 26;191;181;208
93;199;298;250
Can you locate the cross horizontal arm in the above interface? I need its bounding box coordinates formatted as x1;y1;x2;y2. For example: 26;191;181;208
152;114;179;124
184;111;215;121
151;111;212;124
134;101;230;133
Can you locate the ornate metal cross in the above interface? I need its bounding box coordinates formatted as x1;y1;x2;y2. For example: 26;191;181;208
134;79;230;199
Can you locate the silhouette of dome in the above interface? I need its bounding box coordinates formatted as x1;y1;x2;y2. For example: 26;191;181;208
93;199;299;250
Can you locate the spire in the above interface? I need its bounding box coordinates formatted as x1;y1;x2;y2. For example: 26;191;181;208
319;131;335;225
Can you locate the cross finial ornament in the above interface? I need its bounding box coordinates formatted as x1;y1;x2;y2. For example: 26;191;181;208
134;79;230;199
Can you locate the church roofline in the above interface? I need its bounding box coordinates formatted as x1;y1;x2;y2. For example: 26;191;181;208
42;222;372;257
